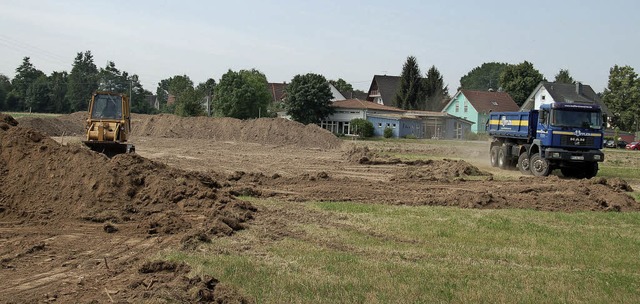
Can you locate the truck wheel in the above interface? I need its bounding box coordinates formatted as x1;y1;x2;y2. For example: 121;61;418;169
529;153;550;177
490;146;499;167
584;162;598;179
498;146;509;169
560;167;579;178
518;153;531;175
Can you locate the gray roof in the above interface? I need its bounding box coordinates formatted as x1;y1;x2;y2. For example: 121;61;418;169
522;82;611;115
366;75;401;106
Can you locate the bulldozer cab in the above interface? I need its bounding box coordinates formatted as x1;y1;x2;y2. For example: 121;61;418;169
91;94;123;120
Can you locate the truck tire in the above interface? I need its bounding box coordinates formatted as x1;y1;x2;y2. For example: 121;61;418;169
584;162;598;179
490;146;499;167
529;153;550;177
518;153;531;175
498;146;509;169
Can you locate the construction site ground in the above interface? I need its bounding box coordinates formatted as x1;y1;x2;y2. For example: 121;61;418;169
1;112;639;303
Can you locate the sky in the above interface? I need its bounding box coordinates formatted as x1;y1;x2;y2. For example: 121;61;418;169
1;0;639;94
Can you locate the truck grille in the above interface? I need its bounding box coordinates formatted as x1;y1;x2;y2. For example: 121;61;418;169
560;135;595;147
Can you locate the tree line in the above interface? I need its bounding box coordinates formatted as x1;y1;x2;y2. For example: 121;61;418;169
1;51;638;132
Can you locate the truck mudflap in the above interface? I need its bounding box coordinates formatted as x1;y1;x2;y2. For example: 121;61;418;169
542;148;604;162
83;141;135;158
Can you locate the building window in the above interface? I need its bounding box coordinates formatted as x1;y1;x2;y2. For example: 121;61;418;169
464;105;468;113
542;95;546;100
491;101;498;106
378;123;382;128
392;123;396;128
455;105;459;112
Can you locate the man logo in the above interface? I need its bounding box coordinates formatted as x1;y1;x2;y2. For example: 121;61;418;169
501;116;512;127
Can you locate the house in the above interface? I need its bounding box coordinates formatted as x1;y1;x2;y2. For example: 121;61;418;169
520;81;611;116
321;99;404;135
268;82;287;103
320;99;473;139
442;90;519;133
366;75;401;106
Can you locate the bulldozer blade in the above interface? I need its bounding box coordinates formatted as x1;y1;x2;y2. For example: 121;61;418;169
83;141;135;158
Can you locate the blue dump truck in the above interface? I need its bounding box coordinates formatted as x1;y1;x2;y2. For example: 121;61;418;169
487;102;604;178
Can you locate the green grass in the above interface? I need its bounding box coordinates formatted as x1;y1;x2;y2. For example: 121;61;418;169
2;111;60;119
159;200;640;303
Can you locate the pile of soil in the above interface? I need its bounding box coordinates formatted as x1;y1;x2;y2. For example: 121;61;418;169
0;118;255;302
132;114;341;149
18;112;342;149
391;159;491;181
16;112;86;136
0;124;255;237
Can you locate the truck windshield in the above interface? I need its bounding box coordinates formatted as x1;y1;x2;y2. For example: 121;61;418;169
551;109;602;129
91;94;123;119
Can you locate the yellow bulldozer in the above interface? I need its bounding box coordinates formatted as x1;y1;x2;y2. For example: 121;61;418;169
83;91;135;157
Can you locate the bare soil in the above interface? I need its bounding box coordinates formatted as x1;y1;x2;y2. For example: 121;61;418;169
1;112;639;303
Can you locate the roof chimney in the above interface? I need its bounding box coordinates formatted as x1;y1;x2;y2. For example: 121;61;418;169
576;82;583;95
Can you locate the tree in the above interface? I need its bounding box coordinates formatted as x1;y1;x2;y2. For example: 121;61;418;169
350;118;374;137
459;62;509;91
25;75;51;112
11;57;45;111
423;65;449;111
602;65;640;131
394;56;424;110
0;74;11;110
48;71;68;113
499;61;545;106
66;51;98;112
329;78;353;93
213;69;270;119
175;87;204;117
156;75;196;115
554;69;575;84
284;73;334;124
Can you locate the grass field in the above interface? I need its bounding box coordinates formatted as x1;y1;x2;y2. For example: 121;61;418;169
2;111;60;119
161;199;640;303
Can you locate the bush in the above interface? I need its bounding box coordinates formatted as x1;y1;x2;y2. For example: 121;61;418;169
383;127;393;138
404;134;417;139
350;118;374;138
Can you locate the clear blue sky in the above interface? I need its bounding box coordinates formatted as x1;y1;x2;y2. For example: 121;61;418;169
1;0;638;94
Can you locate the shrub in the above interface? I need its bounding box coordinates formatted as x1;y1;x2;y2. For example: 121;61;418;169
350;118;374;138
404;134;417;139
383;127;393;138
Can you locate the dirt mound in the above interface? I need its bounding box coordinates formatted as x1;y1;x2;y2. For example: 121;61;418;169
0;124;255;237
16;112;86;136
132;114;341;149
392;159;491;181
127;261;251;303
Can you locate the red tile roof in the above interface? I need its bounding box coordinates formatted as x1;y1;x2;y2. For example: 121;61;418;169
268;82;287;102
461;90;519;113
332;99;405;112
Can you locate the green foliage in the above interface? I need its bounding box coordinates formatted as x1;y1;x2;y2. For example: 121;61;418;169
499;61;545;106
602;65;640;132
174;87;204;117
66;51;99;112
213;69;270;119
48;71;68;113
404;134;417;139
329;78;353;93
350;118;374;137
11;57;46;111
285;73;334;124
554;69;575;84
459;62;509;91
0;74;12;110
25;75;51;112
383;127;393;138
424;65;449;111
394;56;424;110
